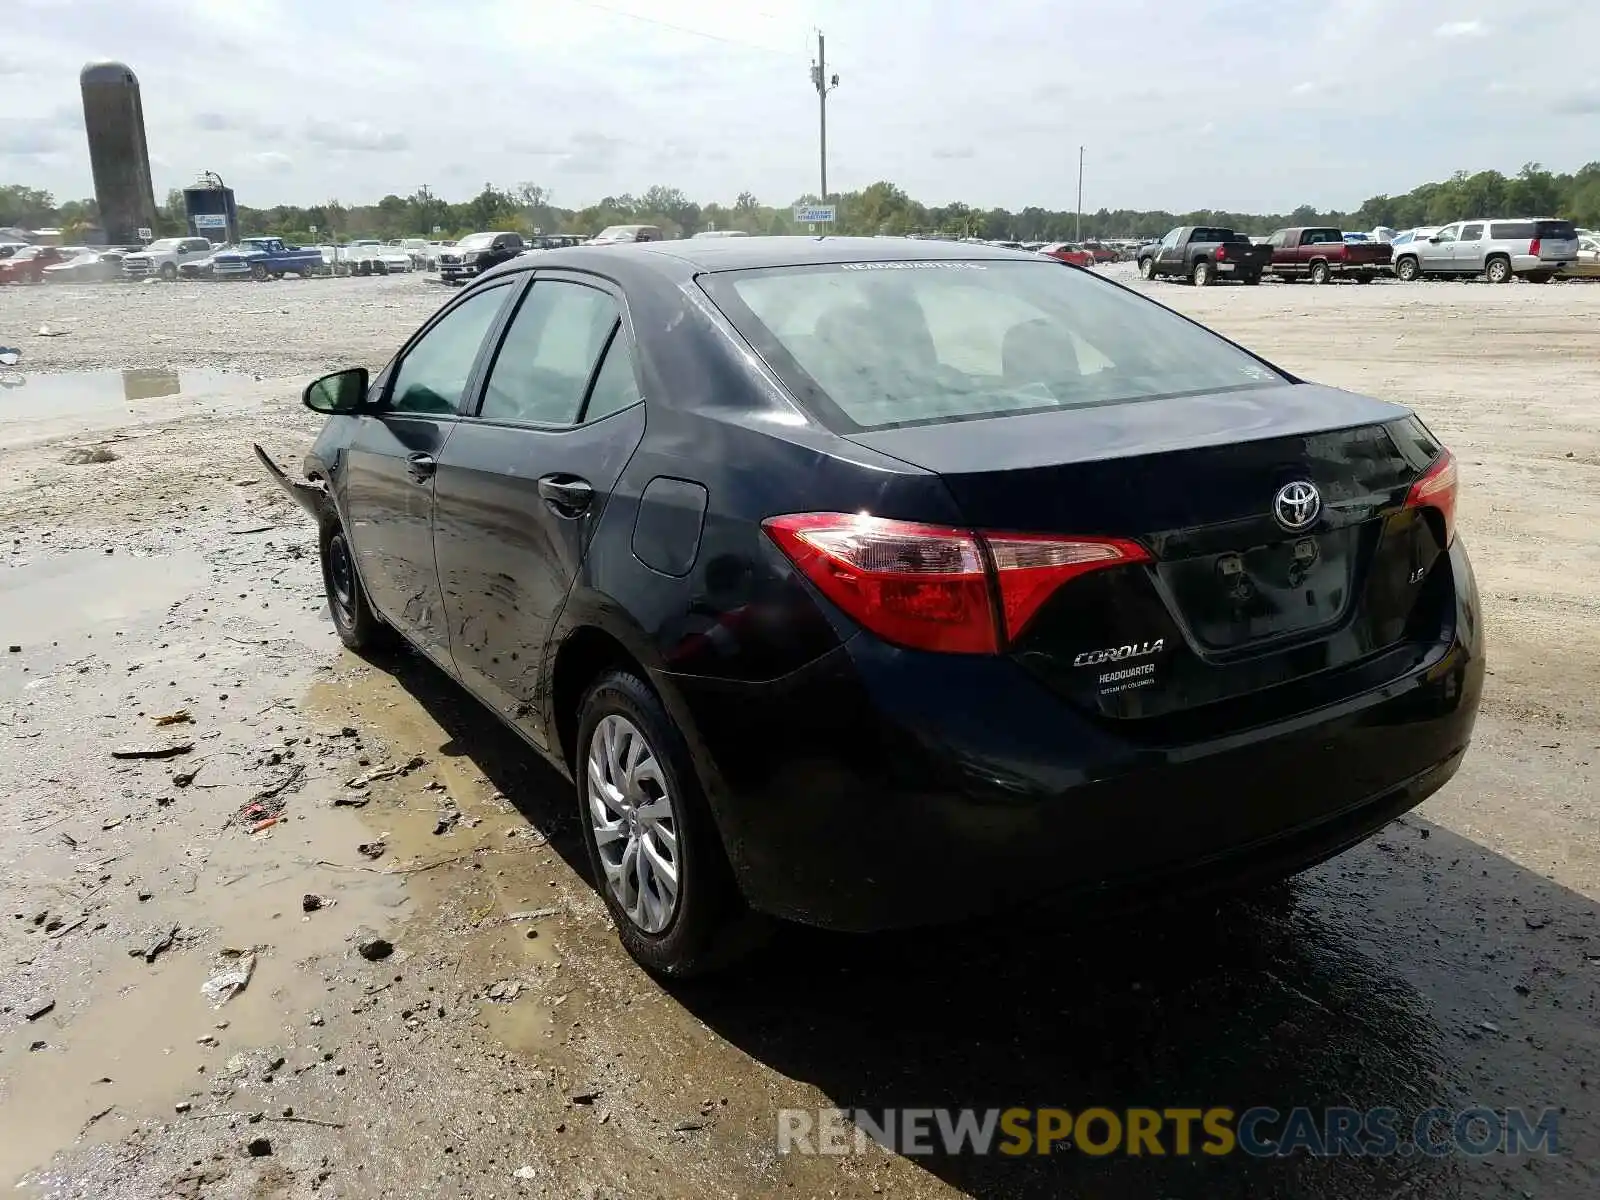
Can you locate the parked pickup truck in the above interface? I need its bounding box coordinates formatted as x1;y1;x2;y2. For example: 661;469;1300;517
1136;226;1272;285
1265;227;1392;284
211;237;324;281
122;236;215;281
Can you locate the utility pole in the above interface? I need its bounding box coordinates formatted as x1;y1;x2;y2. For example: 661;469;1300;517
1076;146;1084;243
810;32;839;205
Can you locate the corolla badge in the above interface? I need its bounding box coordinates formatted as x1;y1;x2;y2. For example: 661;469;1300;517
1273;481;1321;532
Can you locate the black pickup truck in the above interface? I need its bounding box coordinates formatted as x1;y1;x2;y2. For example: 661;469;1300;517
1136;226;1272;285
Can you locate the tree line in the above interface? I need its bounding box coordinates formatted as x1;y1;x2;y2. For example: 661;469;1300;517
5;162;1598;246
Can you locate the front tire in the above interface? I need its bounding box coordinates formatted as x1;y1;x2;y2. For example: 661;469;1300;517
1395;256;1420;282
249;263;268;281
575;670;759;978
1138;257;1156;280
319;523;397;653
159;263;177;282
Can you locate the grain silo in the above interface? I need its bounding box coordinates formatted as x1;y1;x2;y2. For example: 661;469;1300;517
79;61;159;245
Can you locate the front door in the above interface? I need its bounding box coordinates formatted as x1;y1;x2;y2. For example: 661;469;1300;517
432;273;647;748
1418;223;1458;271
341;282;516;664
1453;222;1486;273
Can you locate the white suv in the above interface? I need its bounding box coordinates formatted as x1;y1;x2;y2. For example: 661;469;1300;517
1392;218;1579;283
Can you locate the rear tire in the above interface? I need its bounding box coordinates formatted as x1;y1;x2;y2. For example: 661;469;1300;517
319;522;398;654
1138;257;1156;281
1485;255;1512;284
1309;260;1330;285
1192;259;1212;287
575;670;764;978
1395;256;1420;282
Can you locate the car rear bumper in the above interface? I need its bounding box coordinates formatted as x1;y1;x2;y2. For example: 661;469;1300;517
670;539;1484;932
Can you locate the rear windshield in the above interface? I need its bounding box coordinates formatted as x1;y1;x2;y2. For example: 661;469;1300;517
701;260;1285;433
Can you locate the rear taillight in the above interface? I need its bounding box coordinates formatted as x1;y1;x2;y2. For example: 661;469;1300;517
1529;237;1542;257
763;513;1151;654
1405;450;1458;545
1215;244;1227;261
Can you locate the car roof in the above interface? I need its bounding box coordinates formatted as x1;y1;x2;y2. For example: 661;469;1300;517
481;235;1040;285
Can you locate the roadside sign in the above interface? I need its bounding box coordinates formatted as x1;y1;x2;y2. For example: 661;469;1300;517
308;224;318;234
533;227;542;235
136;227;152;240
432;224;442;234
793;205;836;224
194;214;227;230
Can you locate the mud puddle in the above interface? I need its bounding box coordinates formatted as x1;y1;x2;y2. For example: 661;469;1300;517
0;369;285;452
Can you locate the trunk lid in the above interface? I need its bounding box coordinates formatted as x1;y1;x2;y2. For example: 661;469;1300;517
851;385;1452;727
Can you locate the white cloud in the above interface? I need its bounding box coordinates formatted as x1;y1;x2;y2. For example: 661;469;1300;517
303;119;408;153
0;0;1597;215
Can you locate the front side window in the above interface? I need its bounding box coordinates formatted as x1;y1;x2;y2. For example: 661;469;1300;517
478;281;620;424
702;259;1284;434
1459;224;1484;242
1160;229;1181;249
387;285;511;415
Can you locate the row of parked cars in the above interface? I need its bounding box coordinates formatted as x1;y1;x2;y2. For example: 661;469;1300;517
1131;219;1593;286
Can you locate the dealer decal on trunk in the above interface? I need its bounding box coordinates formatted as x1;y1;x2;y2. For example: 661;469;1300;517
1074;639;1166;697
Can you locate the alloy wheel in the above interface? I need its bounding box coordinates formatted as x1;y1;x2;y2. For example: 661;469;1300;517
586;713;680;934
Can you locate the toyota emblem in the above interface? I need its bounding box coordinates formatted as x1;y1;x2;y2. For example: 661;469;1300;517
1273;481;1321;532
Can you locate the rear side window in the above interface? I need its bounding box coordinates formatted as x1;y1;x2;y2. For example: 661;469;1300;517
1490;222;1535;240
478;280;619;425
701;260;1283;433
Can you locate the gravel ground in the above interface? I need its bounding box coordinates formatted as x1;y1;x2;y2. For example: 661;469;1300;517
1;270;1596;1200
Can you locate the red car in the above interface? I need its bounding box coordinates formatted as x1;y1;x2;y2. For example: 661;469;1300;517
1039;242;1094;267
0;246;66;283
1082;242;1118;264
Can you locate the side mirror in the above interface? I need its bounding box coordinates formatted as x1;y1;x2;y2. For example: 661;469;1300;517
1428;236;1442;243
303;367;369;415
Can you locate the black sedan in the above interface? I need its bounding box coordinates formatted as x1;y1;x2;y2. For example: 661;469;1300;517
259;236;1482;977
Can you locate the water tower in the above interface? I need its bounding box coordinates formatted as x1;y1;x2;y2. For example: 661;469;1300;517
79;61;158;245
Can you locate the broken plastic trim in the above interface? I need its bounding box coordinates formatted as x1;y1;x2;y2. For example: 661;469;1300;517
253;443;326;518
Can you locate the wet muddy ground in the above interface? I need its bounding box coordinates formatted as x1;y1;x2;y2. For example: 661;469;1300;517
1;275;1597;1199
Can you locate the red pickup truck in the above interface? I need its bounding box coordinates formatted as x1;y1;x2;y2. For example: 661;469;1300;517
1265;227;1392;284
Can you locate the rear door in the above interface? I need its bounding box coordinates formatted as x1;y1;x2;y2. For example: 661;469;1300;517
341;281;518;664
1453;222;1486;273
432;271;647;748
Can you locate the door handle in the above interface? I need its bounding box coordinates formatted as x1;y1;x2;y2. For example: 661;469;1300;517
406;453;436;482
537;474;593;516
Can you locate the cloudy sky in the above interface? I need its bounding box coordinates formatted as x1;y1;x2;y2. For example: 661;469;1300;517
2;0;1596;214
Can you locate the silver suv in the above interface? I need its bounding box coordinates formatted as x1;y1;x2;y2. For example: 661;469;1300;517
1391;218;1579;283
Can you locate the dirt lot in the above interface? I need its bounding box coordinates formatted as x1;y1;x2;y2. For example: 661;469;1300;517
1;272;1597;1200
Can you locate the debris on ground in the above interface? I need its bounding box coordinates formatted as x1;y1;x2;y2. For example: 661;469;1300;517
36;324;68;337
152;709;193;726
0;346;18;365
245;1137;272;1158
433;810;460;836
484;980;522;1002
129;924;180;964
354;928;393;961
567;1086;602;1105
343;755;426;791
301;893;327;913
201;950;257;1006
356;840;386;860
23;996;55;1021
61;446;121;466
111;741;194;760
